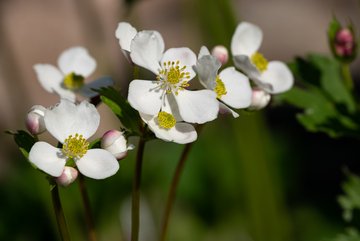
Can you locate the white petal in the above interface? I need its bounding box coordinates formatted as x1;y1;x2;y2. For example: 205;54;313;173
115;22;138;52
28;142;66;177
195;55;220;89
128;80;163;116
176;89;219;124
231;22;262;56
258;61;294;94
76;149;119;179
45;99;100;142
219;67;252;108
163;93;182;121
54;88;76;102
33;64;63;93
142;113;197;144
232;55;260;78
79;76;114;98
58;46;96;78
219;102;239;118
161;48;197;80
130;31;164;74
198;46;211;59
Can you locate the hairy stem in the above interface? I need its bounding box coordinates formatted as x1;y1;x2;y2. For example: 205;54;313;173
78;174;97;241
131;137;146;241
50;182;71;241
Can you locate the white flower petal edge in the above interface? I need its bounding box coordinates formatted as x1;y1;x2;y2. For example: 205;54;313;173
33;64;64;93
198;46;211;59
195;54;221;89
45;99;100;142
140;113;197;144
29;142;66;177
232;55;261;78
161;47;197;80
231;22;262;56
176;89;218;124
115;22;138;52
79;76;114;98
76;149;119;179
219;102;239;118
58;46;96;78
130;31;164;74
256;61;294;94
219;67;252;109
128;79;163;116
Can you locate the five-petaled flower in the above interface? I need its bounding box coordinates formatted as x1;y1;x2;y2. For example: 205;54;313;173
195;46;252;118
34;46;113;102
231;22;294;94
126;30;219;126
28;99;119;179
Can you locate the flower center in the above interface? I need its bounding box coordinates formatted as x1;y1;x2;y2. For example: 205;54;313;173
63;72;85;90
62;133;89;159
214;76;227;99
157;111;176;129
251;52;268;72
156;60;190;95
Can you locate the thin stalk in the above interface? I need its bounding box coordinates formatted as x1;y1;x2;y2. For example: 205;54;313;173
50;182;71;241
131;137;146;241
160;125;203;241
78;174;97;241
341;63;353;92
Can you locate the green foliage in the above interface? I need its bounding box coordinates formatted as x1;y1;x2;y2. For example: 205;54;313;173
277;54;360;138
6;130;36;158
96;87;142;136
331;228;360;241
338;172;360;222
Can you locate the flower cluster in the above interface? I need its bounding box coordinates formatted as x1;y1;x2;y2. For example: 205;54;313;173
116;21;293;144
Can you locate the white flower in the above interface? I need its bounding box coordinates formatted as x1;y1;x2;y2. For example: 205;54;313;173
115;22;139;62
34;46;113;102
195;46;252;118
140;95;197;144
26;105;46;135
231;22;293;94
127;31;219;126
28;99;119;179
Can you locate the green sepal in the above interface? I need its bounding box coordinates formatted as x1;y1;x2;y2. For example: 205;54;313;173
96;87;142;136
89;138;101;149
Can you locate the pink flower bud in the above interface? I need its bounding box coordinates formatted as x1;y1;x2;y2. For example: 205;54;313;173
335;28;355;57
101;130;128;159
25;105;46;135
211;45;229;65
248;88;271;110
56;167;78;187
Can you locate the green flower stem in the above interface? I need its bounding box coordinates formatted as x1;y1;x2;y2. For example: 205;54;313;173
341;63;353;92
50;181;71;241
131;137;146;241
133;66;140;81
78;174;98;241
160;142;194;241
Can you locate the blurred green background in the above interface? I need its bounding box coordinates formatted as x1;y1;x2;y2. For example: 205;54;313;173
1;0;360;240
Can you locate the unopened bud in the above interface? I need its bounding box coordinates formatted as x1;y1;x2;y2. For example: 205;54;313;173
248;88;271;111
56;167;78;187
25;105;46;135
335;28;355;57
101;130;128;159
211;45;229;65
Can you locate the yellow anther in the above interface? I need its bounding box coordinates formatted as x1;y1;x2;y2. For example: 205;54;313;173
156;60;190;94
157;111;176;129
63;72;85;90
251;52;268;72
214;76;227;99
62;133;89;159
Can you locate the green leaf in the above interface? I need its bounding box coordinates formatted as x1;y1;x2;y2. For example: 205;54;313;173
331;228;360;241
338;172;360;222
6;130;36;154
96;87;141;135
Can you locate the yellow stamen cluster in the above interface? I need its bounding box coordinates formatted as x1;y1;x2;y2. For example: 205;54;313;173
62;133;89;159
214;76;227;99
157;111;176;129
251;52;268;72
63;72;85;90
156;61;190;95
